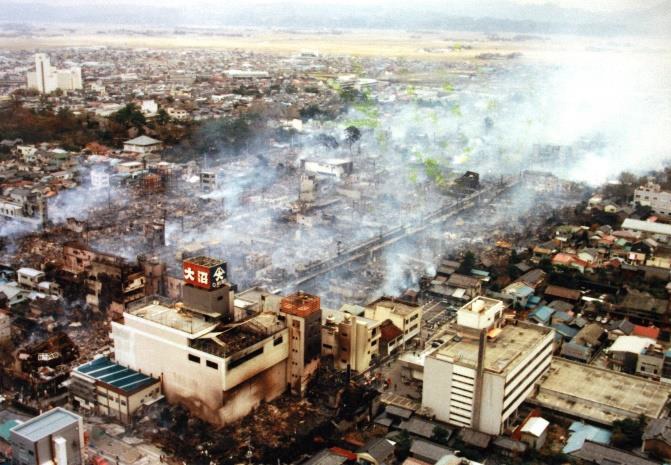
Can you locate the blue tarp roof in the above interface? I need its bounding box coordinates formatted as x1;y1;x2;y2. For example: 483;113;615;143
529;306;555;325
563;422;611;454
527;295;542;306
0;420;19;441
552;323;579;339
76;357;158;394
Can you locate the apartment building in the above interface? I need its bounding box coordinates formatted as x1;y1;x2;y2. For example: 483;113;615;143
280;292;322;396
26;54;82;94
634;182;671;216
422;297;554;435
321;307;381;373
364;298;422;344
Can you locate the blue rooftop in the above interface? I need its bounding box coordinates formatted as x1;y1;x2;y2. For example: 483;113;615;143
562;422;611;454
526;295;542;307
529;306;554;325
0;420;19;442
552;323;579;339
76;357;158;394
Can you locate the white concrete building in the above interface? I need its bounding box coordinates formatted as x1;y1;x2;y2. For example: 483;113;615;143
635;183;671;216
70;357;161;424
300;158;354;179
26;54;82;94
364;298;422;344
10;408;85;465
17;268;45;290
140;100;158;117
422;297;553;435
123;136;163;155
167;107;190;121
321;307;381;373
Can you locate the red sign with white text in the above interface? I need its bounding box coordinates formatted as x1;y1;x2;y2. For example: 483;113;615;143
183;259;227;290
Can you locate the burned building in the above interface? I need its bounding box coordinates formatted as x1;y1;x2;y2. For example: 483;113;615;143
112;296;289;426
0;189;48;227
280;292;322;396
111;257;322;426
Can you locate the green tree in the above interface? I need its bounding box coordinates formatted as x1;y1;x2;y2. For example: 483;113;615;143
155;108;171;126
392;430;411;461
344;125;361;153
612;415;646;450
431;426;450;445
111;103;146;129
538;257;553;273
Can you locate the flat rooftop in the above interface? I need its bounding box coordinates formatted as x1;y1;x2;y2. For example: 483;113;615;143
185;256;225;268
368;297;420;316
432;322;550;375
189;313;286;358
533;358;670;425
460;296;502;314
75;357;158;394
129;302;216;335
11;408;80;442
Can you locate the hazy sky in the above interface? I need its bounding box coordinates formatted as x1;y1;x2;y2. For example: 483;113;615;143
1;0;665;11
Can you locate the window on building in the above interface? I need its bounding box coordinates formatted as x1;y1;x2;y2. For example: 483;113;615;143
188;354;201;364
371;340;378;346
274;336;284;346
206;360;218;369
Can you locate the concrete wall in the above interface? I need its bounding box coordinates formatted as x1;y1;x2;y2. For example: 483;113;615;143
11;416;84;465
112;317;289;427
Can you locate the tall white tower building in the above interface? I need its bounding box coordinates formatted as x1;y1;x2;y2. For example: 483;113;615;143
26;53;83;94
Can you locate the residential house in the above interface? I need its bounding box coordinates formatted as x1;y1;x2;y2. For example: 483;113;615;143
642;417;671;461
560;324;606;362
356;438;395;465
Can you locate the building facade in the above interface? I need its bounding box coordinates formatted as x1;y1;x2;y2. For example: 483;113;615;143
321;308;381;373
70;357;161;424
422;297;554;435
364;298;422;345
26;54;83;94
10;408;85;465
635;183;671;216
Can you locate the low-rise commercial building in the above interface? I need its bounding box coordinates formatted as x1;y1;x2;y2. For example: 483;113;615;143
70;357;161;424
10;408;85;465
533;357;671;425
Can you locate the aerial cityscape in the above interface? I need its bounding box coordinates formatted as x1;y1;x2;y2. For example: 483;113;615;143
0;1;670;464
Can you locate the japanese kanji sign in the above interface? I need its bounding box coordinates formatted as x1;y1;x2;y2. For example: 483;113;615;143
183;258;227;290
